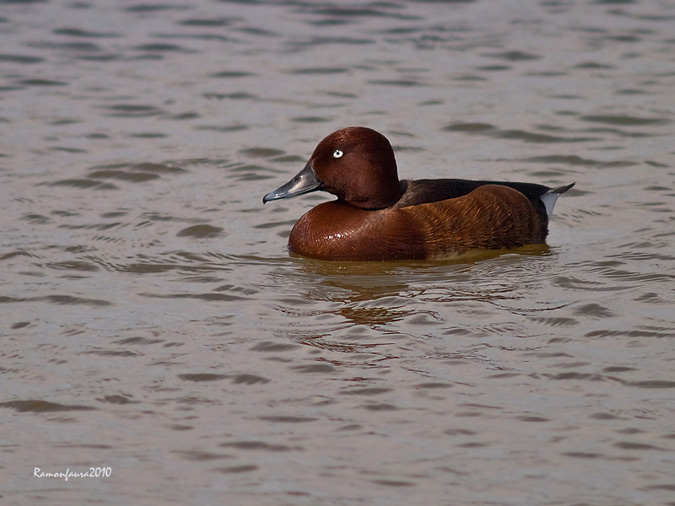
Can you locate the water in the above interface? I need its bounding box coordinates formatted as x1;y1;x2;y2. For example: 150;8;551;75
2;0;675;505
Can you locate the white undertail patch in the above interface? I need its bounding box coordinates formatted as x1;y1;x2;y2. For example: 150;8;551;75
540;183;575;219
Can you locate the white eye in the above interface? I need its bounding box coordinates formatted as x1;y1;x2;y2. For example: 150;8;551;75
333;149;344;159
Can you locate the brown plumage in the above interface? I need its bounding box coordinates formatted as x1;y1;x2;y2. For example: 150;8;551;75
263;127;574;261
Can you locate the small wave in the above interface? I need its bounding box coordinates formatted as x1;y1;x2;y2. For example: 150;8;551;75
0;400;96;413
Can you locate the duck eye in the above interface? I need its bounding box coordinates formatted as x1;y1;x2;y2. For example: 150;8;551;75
333;149;344;159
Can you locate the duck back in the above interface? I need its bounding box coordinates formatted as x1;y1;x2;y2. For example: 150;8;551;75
395;179;550;208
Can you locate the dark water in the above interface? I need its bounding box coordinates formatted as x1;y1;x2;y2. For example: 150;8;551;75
2;1;675;505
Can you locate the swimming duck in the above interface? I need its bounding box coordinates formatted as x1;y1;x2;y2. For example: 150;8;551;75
263;126;574;261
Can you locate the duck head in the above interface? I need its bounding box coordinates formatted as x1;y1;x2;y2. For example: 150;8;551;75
263;126;404;209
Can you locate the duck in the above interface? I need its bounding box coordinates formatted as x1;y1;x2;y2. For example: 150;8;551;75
263;126;574;261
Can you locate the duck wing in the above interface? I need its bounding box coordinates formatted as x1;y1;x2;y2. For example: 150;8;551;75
396;179;555;208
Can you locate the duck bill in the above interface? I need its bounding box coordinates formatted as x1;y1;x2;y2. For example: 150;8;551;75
262;162;323;203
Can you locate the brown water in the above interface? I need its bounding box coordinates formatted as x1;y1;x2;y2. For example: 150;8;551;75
2;1;675;505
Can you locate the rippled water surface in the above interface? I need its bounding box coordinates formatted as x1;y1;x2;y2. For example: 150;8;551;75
2;0;675;505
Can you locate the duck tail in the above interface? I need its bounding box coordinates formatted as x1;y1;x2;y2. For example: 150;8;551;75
541;182;575;219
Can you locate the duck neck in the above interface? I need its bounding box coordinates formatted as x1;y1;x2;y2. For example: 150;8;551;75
346;178;405;210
